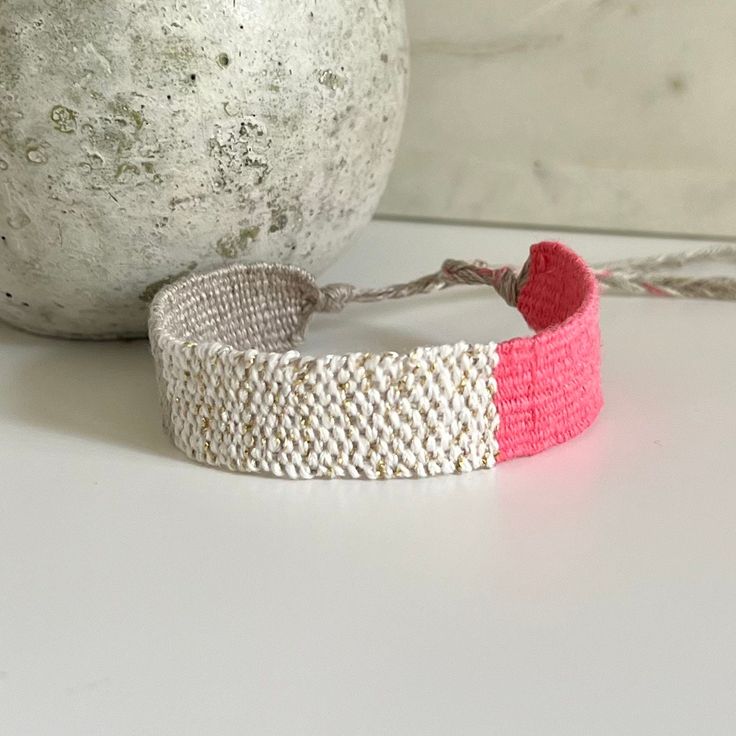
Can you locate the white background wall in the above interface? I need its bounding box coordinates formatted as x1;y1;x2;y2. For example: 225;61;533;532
379;0;736;237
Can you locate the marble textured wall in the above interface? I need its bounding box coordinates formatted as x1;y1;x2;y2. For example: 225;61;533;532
379;0;736;237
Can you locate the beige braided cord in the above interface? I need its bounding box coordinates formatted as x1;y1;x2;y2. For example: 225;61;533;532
317;245;736;313
593;244;736;300
314;258;529;315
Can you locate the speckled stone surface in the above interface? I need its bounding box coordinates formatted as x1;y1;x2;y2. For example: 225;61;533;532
0;0;408;338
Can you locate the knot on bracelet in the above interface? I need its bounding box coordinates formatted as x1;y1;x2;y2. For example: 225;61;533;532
440;260;524;307
314;282;357;313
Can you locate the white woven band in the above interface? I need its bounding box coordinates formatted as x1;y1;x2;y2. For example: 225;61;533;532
148;260;523;479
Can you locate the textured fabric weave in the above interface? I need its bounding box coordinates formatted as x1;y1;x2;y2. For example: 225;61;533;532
150;263;500;479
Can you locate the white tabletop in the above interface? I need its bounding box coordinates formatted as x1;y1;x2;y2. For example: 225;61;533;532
2;220;735;735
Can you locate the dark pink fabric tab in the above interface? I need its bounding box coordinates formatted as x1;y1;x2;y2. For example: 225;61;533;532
495;242;603;461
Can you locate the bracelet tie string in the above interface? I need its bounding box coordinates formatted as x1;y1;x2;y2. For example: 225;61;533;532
314;244;736;314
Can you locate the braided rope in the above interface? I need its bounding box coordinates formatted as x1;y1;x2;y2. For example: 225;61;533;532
592;244;736;300
313;257;530;314
313;245;736;316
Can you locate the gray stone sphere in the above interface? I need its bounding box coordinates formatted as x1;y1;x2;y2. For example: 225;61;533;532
0;0;408;337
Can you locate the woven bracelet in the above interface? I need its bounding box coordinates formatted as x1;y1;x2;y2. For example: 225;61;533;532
149;241;600;479
149;241;736;480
